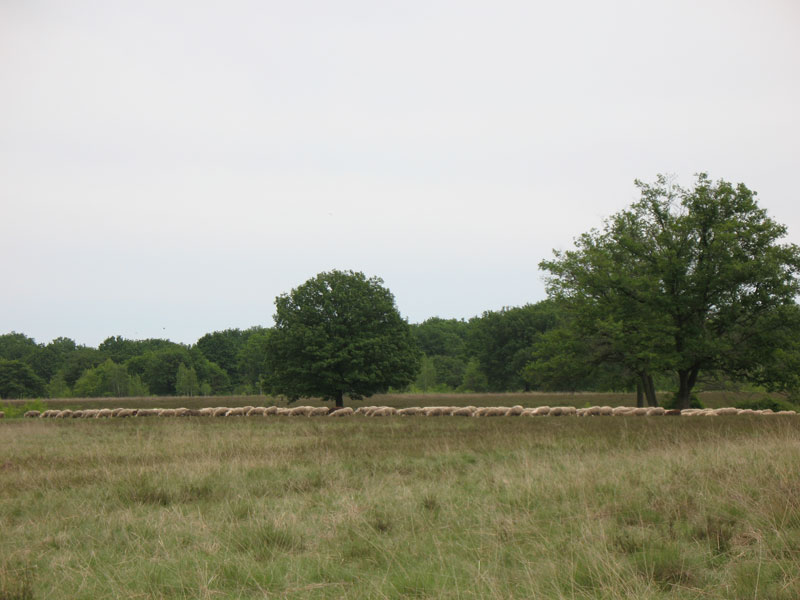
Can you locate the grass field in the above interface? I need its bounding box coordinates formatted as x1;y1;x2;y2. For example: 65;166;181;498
2;408;799;599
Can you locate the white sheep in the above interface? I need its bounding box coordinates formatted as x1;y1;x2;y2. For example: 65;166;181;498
452;407;473;417
199;407;215;417
647;407;666;416
532;406;551;416
212;407;230;417
247;407;267;416
24;410;41;418
263;406;279;416
329;407;354;417
506;405;524;416
310;406;330;416
398;407;421;416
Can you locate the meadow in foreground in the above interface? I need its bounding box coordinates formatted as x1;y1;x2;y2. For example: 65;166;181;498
1;415;799;599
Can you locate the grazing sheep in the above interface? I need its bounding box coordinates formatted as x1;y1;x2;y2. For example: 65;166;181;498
452;407;473;417
398;407;421;416
612;406;631;416
94;408;113;418
226;407;247;417
506;405;524;417
247;407;267;416
714;407;739;416
599;406;613;416
288;406;313;417
56;409;73;418
276;407;291;415
40;410;59;418
329;407;354;417
24;410;41;418
310;406;330;416
212;407;230;417
81;409;100;418
371;407;397;417
647;407;666;416
665;409;682;416
159;409;177;417
532;406;551;416
631;407;649;416
520;408;536;417
777;410;797;415
136;408;158;417
423;406;444;416
117;408;136;418
199;407;214;416
549;407;565;416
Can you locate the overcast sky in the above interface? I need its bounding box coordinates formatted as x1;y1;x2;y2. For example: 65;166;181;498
2;0;799;347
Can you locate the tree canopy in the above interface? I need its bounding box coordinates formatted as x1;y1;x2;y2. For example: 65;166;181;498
539;174;800;408
264;270;420;407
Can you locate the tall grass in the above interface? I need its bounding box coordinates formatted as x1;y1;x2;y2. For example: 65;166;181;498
1;416;799;598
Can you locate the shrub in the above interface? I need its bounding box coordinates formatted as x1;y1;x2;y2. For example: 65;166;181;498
735;396;798;412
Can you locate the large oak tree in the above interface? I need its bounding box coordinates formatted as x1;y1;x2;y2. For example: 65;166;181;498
265;270;420;407
539;174;800;409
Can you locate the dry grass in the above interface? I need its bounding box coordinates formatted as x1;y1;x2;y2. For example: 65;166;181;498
1;414;799;598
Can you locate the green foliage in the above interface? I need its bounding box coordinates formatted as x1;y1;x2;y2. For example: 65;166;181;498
46;371;71;398
0;332;38;363
73;359;137;397
662;394;704;410
236;329;272;391
415;355;437;392
430;355;466;389
468;301;559;391
411;317;470;357
195;329;249;384
540;174;800;409
734;396;798;412
458;358;489;393
0;359;45;399
0;398;47;419
265;270;421;406
175;363;200;396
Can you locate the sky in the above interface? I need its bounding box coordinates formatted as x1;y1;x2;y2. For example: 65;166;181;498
2;0;799;347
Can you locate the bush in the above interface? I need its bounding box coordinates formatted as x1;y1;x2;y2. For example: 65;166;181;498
0;398;47;419
735;396;799;412
662;394;704;409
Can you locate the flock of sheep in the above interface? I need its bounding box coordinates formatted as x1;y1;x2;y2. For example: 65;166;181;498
5;404;797;420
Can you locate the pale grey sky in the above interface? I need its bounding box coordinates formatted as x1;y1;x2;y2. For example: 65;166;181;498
2;0;799;346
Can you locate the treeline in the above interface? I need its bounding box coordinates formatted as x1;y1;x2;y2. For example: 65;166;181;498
0;299;683;400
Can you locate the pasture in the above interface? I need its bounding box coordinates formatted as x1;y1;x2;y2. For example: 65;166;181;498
1;400;799;599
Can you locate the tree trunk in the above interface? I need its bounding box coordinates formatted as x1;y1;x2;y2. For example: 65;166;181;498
639;372;658;407
676;367;699;410
636;381;644;408
335;391;344;408
646;374;658;407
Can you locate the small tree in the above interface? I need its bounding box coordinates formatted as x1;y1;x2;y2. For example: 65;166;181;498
175;363;200;396
415;355;437;392
265;270;420;407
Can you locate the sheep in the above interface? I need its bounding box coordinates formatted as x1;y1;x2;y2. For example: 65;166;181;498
612;406;631;416
247;407;267;416
533;406;551;416
777;410;798;415
81;409;100;418
599;406;613;416
398;407;421;416
263;406;279;416
276;407;291;415
452;407;474;417
40;410;59;418
329;406;354;417
71;410;86;418
714;407;739;416
520;408;537;417
136;408;158;417
576;408;588;417
199;407;214;417
159;409;177;417
212;407;230;417
647;407;666;416
371;407;397;417
354;406;374;415
310;406;330;416
665;409;682;416
23;410;41;418
95;408;113;418
506;405;524;417
288;405;313;417
423;406;444;416
117;408;136;418
56;409;73;418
